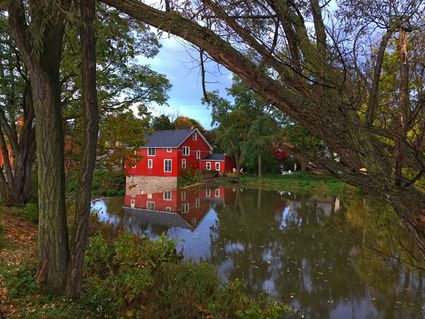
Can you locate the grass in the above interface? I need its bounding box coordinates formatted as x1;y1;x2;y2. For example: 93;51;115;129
239;172;352;195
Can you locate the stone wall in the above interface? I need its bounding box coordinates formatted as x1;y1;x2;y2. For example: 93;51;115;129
126;175;178;195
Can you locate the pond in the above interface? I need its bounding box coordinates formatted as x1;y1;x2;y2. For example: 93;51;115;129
91;185;425;319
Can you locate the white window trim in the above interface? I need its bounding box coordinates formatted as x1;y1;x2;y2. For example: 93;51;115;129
181;191;186;201
181;202;190;213
192;132;198;141
165;207;172;212
148;148;156;156
215;188;220;198
182;158;186;169
196;150;201;159
215;162;220;171
147;193;152;199
146;201;155;210
164;159;172;173
206;162;211;170
206;189;211;197
130;161;137;168
195;198;200;208
182;146;190;156
166;148;172;153
147;159;153;169
163;191;172;201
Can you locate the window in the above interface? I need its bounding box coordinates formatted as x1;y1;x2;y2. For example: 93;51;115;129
181;202;190;214
181;191;186;201
182;146;190;156
163;191;172;201
148;159;153;169
130;161;137;168
148;148;156;156
206;188;211;198
195;198;200;208
215;188;220;198
146;201;155;210
164;159;172;172
215;162;220;171
196;150;201;159
130;199;135;207
166;148;172;153
165;207;172;212
181;159;186;169
147;193;152;199
192;132;198;141
206;162;211;170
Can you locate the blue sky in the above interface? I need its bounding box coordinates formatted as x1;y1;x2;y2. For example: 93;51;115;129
138;36;233;130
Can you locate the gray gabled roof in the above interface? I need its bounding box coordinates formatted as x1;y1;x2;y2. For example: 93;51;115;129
122;207;193;230
142;129;195;148
201;153;225;161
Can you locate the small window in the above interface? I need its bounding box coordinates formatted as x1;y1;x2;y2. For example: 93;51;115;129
163;191;172;201
196;150;201;159
164;159;172;172
206;162;211;170
181;202;189;213
192;132;198;141
130;161;137;168
195;198;200;208
215;188;220;198
148;159;153;169
182;159;186;169
182;146;190;156
165;207;172;212
206;189;211;198
181;191;186;201
148;148;156;156
166;148;172;153
130;199;136;207
147;193;152;199
215;162;220;171
146;201;155;210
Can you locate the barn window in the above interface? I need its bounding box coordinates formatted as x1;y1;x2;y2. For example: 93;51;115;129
192;132;198;141
148;148;156;156
164;159;172;172
206;162;211;170
182;159;186;169
182;146;190;156
147;159;153;169
196;150;201;159
215;162;220;171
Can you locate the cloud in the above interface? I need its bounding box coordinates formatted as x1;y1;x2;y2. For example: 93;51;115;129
137;35;232;129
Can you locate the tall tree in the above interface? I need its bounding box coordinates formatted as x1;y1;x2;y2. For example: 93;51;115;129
101;0;425;257
0;15;35;206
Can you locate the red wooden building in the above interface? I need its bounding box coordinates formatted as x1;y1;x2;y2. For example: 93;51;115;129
126;128;235;177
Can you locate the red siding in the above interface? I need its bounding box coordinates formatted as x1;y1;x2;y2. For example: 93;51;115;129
200;154;236;173
126;148;179;177
177;132;211;175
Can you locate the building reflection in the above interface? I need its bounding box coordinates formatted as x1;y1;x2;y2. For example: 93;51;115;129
123;186;235;229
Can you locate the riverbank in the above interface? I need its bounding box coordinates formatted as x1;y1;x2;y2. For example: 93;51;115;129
237;173;351;195
0;206;294;318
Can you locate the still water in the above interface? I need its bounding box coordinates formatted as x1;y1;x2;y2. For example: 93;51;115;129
91;186;425;318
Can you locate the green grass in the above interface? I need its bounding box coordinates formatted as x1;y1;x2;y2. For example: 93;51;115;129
239;172;351;195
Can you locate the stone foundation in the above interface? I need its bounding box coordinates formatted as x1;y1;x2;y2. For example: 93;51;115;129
126;175;178;195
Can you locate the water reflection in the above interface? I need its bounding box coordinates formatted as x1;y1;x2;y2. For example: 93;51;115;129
92;187;425;319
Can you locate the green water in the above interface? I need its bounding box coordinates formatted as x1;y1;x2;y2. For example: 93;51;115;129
92;187;425;318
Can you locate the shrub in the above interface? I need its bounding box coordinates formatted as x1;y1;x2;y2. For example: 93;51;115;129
22;202;39;223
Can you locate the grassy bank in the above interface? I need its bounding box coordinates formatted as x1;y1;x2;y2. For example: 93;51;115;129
0;206;295;318
239;173;350;195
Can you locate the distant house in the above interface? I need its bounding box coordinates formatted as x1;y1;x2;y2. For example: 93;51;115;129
126;128;235;178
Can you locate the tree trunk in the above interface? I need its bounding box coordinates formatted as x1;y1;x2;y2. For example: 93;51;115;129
7;0;70;290
258;151;262;177
64;0;99;298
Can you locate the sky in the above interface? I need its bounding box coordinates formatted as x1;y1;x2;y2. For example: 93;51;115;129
137;36;233;130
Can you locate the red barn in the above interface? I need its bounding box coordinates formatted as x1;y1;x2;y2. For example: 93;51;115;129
126;128;236;177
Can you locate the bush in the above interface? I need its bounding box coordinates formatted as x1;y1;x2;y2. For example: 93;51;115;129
178;168;202;186
22;202;39;223
82;232;294;318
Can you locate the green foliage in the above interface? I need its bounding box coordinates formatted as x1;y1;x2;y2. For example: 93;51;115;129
178;168;202;186
66;169;125;197
22;202;39;223
81;232;293;318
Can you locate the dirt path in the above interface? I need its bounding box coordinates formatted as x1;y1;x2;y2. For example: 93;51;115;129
0;209;37;318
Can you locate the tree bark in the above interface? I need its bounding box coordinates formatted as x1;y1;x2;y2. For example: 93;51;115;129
64;0;99;298
7;0;70;290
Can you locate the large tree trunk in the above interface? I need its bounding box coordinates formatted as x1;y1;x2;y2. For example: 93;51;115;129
7;0;70;290
65;0;99;298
